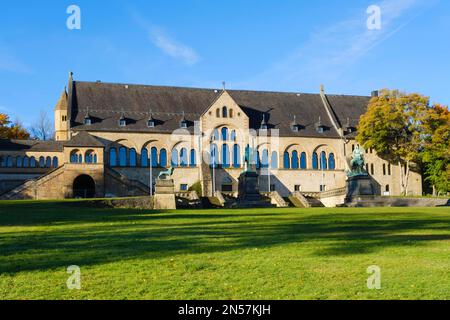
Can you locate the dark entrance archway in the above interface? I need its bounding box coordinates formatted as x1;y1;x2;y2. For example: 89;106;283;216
73;175;96;198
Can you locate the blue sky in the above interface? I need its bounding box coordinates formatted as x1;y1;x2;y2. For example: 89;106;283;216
0;0;449;126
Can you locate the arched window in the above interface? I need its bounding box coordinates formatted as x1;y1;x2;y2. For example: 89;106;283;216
222;106;228;118
39;156;45;167
71;151;82;164
85;151;94;164
16;156;23;168
271;151;278;169
328;153;336;170
312;152;318;170
222;144;230;168
109;148;117;166
300;152;307;169
23;156;30;168
180;148;188;167
230;130;236;141
119;147;127;167
30;156;36;168
320;151;327;170
151;147;158;167
229;109;233;118
6;156;12;167
52;157;58;168
46;156;52;168
129;149;137;167
159;149;167;167
291;151;299;169
210;144;218;168
141;148;148;167
233;144;240;168
221;127;228;141
190;149;196;167
23;156;29;168
0;156;5;167
216;108;220;117
212;128;219;141
283;152;290;169
261;149;269;168
171;148;179;167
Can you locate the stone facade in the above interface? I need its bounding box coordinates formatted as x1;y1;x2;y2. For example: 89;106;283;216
0;75;423;203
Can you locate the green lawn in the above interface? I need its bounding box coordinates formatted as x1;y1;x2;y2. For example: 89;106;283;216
0;201;449;300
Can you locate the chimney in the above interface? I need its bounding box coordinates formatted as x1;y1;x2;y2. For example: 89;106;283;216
371;90;379;97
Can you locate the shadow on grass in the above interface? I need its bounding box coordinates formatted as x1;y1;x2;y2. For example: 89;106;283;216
0;201;449;274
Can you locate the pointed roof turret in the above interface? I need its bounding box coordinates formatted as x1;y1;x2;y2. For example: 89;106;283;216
54;87;68;111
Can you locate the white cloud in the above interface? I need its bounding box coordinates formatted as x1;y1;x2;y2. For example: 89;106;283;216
133;14;200;66
237;0;436;90
149;28;199;66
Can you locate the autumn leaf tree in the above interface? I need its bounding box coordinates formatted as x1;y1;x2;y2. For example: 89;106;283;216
0;112;30;139
421;104;450;195
356;90;429;195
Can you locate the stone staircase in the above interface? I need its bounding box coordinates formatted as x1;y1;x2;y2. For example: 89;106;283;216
262;191;289;207
288;191;325;208
105;168;150;196
0;165;66;200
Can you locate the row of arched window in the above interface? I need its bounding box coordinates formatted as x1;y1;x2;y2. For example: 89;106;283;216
109;147;169;167
211;127;237;142
209;144;279;169
283;151;336;170
216;106;234;118
0;155;59;168
70;150;98;164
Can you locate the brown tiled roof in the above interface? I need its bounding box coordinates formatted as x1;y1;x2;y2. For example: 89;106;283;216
70;81;371;138
64;131;104;148
0;139;64;152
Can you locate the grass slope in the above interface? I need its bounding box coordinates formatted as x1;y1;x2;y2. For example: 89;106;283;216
0;201;449;300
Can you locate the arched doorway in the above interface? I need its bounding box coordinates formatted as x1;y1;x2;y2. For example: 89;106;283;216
73;175;96;198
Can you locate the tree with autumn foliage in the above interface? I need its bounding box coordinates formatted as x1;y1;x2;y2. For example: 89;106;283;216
357;90;429;195
357;89;450;195
0;112;30;139
421;104;450;195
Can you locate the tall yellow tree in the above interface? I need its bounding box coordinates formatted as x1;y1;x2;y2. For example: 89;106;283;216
357;90;429;195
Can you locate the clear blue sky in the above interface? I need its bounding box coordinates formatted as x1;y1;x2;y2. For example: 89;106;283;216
0;0;449;127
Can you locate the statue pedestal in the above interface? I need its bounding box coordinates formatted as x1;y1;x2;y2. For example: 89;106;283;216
238;171;261;202
345;175;378;204
153;179;176;210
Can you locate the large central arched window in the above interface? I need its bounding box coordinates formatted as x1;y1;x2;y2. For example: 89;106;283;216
222;144;230;168
221;127;229;141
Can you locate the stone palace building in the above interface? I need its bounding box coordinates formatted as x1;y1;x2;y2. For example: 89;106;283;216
0;73;422;205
